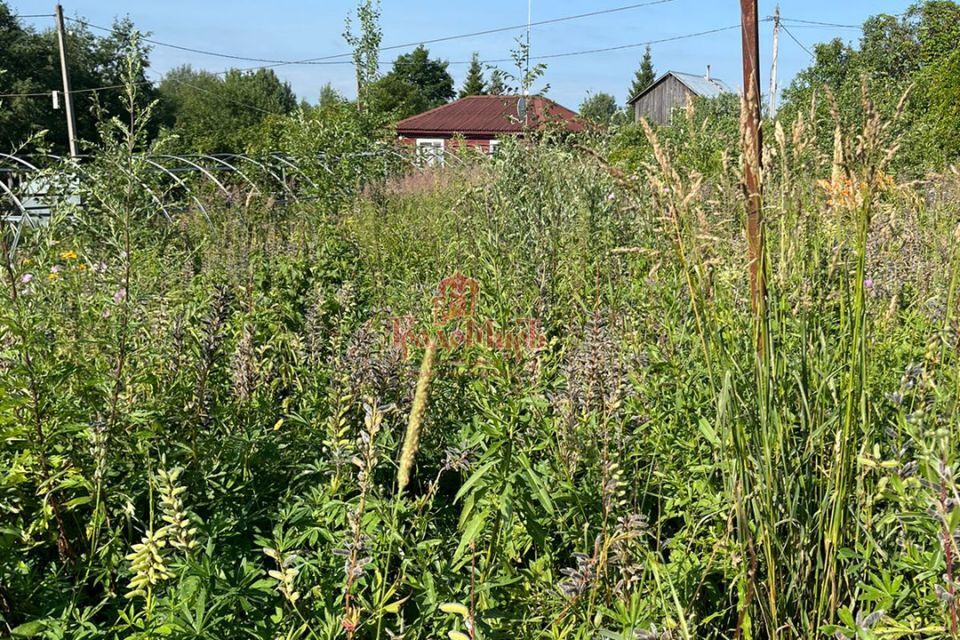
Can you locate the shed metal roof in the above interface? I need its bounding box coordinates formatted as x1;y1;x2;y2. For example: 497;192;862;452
628;70;734;104
395;95;583;136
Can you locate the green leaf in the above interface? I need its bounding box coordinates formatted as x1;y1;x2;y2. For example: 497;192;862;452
454;458;497;502
453;507;488;564
519;456;554;515
439;602;470;617
11;620;46;637
64;495;92;509
698;417;721;447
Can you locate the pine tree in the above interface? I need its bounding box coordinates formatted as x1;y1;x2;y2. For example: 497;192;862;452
486;68;507;95
459;53;487;97
628;45;656;102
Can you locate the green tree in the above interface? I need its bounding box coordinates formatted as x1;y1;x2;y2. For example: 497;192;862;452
627;45;655;103
368;45;454;119
579;92;621;126
343;0;382;111
778;1;960;170
459;53;486;98
0;5;156;152
157;65;296;153
318;82;345;109
486;68;507;95
926;47;960;158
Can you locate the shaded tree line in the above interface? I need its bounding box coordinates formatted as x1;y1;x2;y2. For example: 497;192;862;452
0;3;298;154
0;1;502;155
0;5;157;151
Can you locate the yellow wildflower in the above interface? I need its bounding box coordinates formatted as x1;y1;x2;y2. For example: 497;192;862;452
76;263;87;271
60;250;78;260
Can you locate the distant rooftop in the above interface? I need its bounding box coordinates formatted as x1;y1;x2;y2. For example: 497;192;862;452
395;95;583;136
628;70;734;104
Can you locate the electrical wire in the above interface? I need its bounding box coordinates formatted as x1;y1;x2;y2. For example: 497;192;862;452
2;10;863;106
532;24;741;61
781;24;815;58
326;0;680;61
0;90;51;98
0;83;133;99
64;0;679;68
2;19;751;102
780;17;862;29
64;17;309;65
156;74;281;115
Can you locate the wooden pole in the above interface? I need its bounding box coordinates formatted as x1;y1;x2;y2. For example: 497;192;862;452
740;0;765;316
769;5;780;117
54;3;78;157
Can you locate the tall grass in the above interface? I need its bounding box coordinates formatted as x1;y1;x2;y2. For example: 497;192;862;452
3;85;960;639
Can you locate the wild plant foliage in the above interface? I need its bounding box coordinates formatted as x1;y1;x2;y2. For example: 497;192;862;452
3;73;960;640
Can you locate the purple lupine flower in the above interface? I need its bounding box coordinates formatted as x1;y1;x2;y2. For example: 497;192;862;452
93;261;108;274
50;265;61;274
864;278;874;289
20;273;33;284
113;288;127;303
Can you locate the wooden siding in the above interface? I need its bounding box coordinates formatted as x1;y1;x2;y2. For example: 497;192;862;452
633;75;696;125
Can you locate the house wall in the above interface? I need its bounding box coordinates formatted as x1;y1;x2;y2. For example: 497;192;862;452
633;76;696;125
397;135;501;154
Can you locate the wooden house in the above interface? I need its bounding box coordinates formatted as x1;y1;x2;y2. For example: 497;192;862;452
395;95;583;163
628;68;733;125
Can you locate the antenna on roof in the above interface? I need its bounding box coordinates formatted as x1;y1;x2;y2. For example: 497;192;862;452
706;65;711;81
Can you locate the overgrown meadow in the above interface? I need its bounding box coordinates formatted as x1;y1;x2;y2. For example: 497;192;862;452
3;81;960;640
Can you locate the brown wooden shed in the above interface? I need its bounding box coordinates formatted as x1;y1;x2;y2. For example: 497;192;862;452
628;69;733;125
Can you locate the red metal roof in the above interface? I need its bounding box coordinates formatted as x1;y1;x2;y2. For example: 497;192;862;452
395;95;583;136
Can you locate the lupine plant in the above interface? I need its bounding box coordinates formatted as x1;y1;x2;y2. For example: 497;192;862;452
3;62;960;640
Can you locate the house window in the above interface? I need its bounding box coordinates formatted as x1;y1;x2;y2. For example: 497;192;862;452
416;138;445;166
488;139;500;156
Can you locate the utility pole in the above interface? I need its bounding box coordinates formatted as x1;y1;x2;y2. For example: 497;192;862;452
54;3;78;157
740;0;765;319
769;5;780;117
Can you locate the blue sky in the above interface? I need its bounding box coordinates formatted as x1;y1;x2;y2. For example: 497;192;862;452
12;0;912;110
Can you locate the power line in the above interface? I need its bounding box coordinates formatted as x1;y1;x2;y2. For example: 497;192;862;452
781;25;814;58
156;74;280;115
65;0;679;68
0;90;51;98
289;22;744;68
64;17;307;65
324;0;680;61
0;21;760;102
0;83;133;99
780;23;861;30
3;15;834;105
0;21;738;104
780;17;860;30
12;13;56;19
532;24;741;61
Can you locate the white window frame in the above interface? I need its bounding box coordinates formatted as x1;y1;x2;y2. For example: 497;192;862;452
488;139;500;156
415;138;445;166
